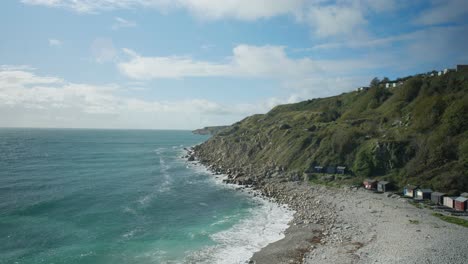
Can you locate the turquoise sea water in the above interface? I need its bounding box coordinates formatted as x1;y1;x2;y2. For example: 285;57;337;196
0;129;292;264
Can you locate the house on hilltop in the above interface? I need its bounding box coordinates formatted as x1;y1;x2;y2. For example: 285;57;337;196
456;65;468;72
356;86;369;92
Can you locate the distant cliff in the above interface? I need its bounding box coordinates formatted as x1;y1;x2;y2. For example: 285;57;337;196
193;70;468;193
192;126;230;135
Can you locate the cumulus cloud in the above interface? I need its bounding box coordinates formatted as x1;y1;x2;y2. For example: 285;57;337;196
21;0;401;38
0;66;292;129
118;44;320;79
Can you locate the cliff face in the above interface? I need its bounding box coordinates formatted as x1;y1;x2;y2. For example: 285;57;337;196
194;71;468;193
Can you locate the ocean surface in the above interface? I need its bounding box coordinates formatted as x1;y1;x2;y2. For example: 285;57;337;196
0;128;292;264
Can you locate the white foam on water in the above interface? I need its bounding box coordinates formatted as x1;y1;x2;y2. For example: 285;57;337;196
158;157;172;193
185;195;294;264
154;147;167;155
136;154;174;208
184;160;295;264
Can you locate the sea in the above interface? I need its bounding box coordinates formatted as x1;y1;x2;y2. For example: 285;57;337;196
0;128;293;264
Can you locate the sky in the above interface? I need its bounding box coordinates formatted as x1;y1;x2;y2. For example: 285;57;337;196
1;0;468;129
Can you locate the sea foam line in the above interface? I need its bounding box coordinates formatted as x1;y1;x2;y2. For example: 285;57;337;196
184;159;294;264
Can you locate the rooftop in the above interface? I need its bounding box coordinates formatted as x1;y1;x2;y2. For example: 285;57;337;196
418;189;433;193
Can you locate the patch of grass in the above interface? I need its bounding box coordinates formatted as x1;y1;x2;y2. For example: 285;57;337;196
408;201;424;209
409;219;420;224
432;213;468;228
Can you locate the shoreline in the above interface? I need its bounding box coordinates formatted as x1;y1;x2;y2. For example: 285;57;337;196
185;161;296;264
187;151;338;263
187;147;468;264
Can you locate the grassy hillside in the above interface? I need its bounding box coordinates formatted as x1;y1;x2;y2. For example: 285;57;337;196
197;70;468;193
192;126;229;135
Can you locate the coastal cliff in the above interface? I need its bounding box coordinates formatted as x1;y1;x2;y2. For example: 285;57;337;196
192;126;229;135
193;70;468;193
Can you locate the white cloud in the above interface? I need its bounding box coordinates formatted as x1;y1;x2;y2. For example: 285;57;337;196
173;0;304;21
20;0;399;38
0;65;36;71
118;44;320;79
0;67;289;129
21;0;304;18
307;31;418;50
116;44;391;103
305;5;366;38
48;38;62;47
112;17;137;30
415;0;468;25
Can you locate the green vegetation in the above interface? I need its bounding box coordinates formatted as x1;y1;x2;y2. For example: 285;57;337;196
202;70;468;192
432;213;468;228
192;126;229;135
408;219;420;224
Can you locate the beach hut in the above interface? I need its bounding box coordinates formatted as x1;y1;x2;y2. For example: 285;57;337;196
460;192;468;198
443;196;456;209
336;166;346;174
403;185;419;198
326;166;336;174
454;197;468;211
314;166;323;173
377;181;392;192
415;189;433;200
363;179;378;190
431;192;446;205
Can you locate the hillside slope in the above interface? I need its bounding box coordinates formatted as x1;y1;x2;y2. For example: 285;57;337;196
194;71;468;193
192;126;229;135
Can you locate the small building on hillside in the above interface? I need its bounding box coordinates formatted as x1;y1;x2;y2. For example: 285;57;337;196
431;192;446;205
314;166;323;173
443;196;456;209
377;181;392;192
356;86;369;92
454;197;468;211
336;166;346;174
415;189;433;200
326;166;336;174
363;179;378;190
456;65;468;72
403;185;419;198
460;192;468;198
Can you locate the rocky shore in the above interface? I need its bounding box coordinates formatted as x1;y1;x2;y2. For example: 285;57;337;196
185;146;468;264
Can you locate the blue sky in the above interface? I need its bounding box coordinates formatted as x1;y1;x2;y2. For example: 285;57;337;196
1;0;468;129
